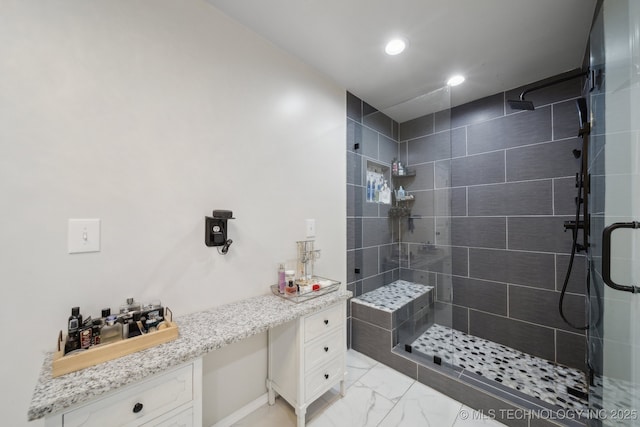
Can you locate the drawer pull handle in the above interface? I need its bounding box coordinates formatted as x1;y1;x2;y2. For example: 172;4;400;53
324;373;329;380
324;346;329;352
133;402;144;414
324;319;329;325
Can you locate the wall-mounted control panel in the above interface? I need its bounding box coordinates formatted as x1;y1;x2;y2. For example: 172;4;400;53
205;210;234;254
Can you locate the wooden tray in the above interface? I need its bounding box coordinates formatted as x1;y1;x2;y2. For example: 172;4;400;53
52;308;179;378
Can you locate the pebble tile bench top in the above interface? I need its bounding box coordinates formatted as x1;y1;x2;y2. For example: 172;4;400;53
28;290;352;421
351;280;433;312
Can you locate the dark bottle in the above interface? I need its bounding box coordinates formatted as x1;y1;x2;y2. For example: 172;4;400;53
65;307;83;354
68;307;82;334
127;312;143;338
79;327;92;349
91;319;102;345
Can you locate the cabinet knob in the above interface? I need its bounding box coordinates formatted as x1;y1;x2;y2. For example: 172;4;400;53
324;346;329;352
324;373;329;380
132;402;144;413
324;319;329;325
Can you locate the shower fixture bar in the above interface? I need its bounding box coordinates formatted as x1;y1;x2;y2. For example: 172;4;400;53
507;70;589;111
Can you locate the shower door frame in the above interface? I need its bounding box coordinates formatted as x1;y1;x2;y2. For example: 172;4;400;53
587;0;640;425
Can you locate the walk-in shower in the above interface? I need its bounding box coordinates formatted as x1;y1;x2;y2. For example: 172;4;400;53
389;74;593;412
348;70;593;424
349;2;640;426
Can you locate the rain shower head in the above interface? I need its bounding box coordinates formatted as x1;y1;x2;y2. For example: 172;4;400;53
507;69;589;112
507;98;535;111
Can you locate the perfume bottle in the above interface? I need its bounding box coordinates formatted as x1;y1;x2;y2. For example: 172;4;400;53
101;315;123;344
278;264;286;294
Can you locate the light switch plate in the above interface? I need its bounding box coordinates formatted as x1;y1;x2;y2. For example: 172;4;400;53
68;219;101;253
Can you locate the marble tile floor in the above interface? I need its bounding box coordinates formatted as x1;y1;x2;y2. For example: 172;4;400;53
233;349;506;427
409;324;588;413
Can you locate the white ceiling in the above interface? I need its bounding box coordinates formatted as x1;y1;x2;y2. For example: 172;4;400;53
205;0;597;122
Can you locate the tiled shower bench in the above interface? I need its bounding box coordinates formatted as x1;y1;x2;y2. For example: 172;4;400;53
350;279;434;354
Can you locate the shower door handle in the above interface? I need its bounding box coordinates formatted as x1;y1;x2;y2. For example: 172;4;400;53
602;221;640;293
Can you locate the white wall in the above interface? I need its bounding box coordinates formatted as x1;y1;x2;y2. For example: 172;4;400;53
0;1;346;425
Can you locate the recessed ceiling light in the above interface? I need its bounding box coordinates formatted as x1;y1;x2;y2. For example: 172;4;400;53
385;38;406;56
447;75;465;86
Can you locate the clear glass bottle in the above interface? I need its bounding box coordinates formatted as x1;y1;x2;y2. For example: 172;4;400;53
278;264;286;294
119;297;141;315
101;315;123;344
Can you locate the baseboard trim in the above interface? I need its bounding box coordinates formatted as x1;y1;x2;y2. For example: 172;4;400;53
210;393;269;427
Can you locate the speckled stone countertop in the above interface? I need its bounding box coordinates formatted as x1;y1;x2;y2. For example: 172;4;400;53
28;290;351;421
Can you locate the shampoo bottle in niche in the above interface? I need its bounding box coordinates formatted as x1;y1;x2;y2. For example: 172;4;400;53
397;185;405;199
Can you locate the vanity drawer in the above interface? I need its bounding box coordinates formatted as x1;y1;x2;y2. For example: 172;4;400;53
62;364;193;426
304;304;343;342
304;357;344;402
142;407;193;427
304;328;343;372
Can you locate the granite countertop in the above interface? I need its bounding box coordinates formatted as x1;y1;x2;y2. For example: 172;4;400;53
28;290;352;421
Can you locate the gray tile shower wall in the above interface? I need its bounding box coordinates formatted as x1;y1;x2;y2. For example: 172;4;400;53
396;75;588;372
346;92;401;347
346;80;587;372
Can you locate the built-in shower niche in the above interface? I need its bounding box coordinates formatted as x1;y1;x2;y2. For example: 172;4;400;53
364;160;391;205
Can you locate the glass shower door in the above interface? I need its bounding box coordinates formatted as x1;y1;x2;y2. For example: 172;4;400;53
588;1;640;425
394;86;454;368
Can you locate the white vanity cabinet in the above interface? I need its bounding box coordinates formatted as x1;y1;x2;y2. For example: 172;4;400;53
45;359;202;427
267;301;346;427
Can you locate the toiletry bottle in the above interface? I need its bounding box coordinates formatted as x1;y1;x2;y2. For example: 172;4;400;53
127;312;143;338
278;264;286;294
119;297;139;337
285;269;295;289
398;185;405;199
100;308;110;325
91;319;102;345
101;315;123;344
65;307;82;354
68;307;82;335
120;297;141;315
285;279;297;296
140;300;163;332
79;323;92;349
366;174;372;202
78;316;93;350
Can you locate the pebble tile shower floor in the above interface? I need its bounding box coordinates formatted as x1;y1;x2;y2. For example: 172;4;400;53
410;324;589;413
